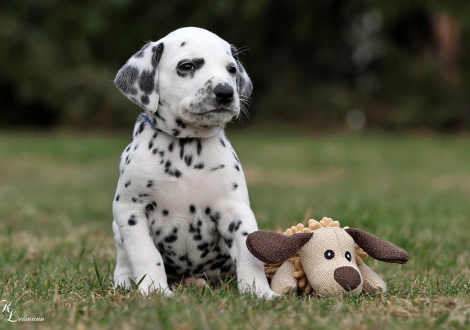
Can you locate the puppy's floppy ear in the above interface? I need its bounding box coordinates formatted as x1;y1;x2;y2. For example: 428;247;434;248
114;42;164;113
246;231;313;264
345;228;410;264
231;45;253;99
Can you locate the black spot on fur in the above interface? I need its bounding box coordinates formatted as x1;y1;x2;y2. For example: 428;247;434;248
141;95;149;105
162;209;169;216
148;140;154;150
136;121;145;136
145;203;154;212
125;181;131;188
128;215;137;226
155;111;166;122
210;164;225;171
132;197;137;202
224;237;233;249
210;212;220;223
189;205;196;214
157;262;161;266
115;65;139;95
205;207;211;215
165;160;171;169
151;43;164;68
194;163;204;169
184;155;193;166
147;180;154;187
200;250;210;259
168;141;175;152
164;234;177;243
220;138;226;147
175;119;186;129
115;195;120;202
242;231;248;236
181;42;186;47
196;139;202;156
193;58;205;70
189;223;196;233
228;219;242;233
139;70;155;94
232;183;238;190
172;129;180;137
235;164;240;171
197;242;209;251
179;139;187;159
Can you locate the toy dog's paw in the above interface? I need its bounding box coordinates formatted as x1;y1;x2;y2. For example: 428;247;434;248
270;260;298;295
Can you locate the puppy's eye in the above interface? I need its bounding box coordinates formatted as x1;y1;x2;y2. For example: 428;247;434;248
324;250;335;260
228;65;237;74
178;63;194;71
345;251;352;261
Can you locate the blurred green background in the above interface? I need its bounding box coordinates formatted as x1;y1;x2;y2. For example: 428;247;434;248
1;0;470;131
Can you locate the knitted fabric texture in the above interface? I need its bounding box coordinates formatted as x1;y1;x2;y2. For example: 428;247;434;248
246;231;313;265
345;228;410;264
264;217;368;295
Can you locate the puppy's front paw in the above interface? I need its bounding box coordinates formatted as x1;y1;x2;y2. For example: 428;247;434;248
138;276;173;297
255;288;280;300
238;283;279;300
114;273;133;291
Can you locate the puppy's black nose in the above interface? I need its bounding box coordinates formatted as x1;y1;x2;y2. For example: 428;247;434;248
213;84;234;104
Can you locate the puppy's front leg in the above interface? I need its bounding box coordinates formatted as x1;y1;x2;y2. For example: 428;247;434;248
113;202;172;296
218;205;276;299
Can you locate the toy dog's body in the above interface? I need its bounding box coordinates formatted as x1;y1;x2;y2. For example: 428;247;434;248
247;218;410;297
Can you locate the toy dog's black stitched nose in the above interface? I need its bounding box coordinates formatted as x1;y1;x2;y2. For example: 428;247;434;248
213;84;234;104
334;266;361;291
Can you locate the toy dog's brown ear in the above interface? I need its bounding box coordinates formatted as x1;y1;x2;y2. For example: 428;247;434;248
246;231;313;264
345;228;410;264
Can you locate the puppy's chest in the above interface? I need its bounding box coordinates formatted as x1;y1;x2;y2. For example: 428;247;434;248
117;126;244;277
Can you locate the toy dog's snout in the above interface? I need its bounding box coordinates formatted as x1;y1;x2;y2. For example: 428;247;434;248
334;266;361;291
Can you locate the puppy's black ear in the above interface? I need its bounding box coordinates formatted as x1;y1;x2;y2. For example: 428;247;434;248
231;45;253;100
115;42;164;113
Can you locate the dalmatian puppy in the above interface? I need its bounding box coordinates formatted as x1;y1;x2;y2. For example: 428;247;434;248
112;27;276;298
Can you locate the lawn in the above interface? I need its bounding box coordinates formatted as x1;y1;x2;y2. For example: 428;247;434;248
0;127;469;329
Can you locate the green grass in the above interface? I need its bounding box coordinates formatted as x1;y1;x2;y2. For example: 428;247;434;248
0;128;469;329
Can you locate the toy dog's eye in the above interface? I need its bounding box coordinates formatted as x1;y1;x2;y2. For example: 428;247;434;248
324;250;335;260
345;251;352;261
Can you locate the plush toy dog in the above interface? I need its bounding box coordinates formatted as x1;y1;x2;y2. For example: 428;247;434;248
246;218;410;297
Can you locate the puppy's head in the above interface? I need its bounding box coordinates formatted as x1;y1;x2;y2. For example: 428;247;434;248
115;27;252;136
